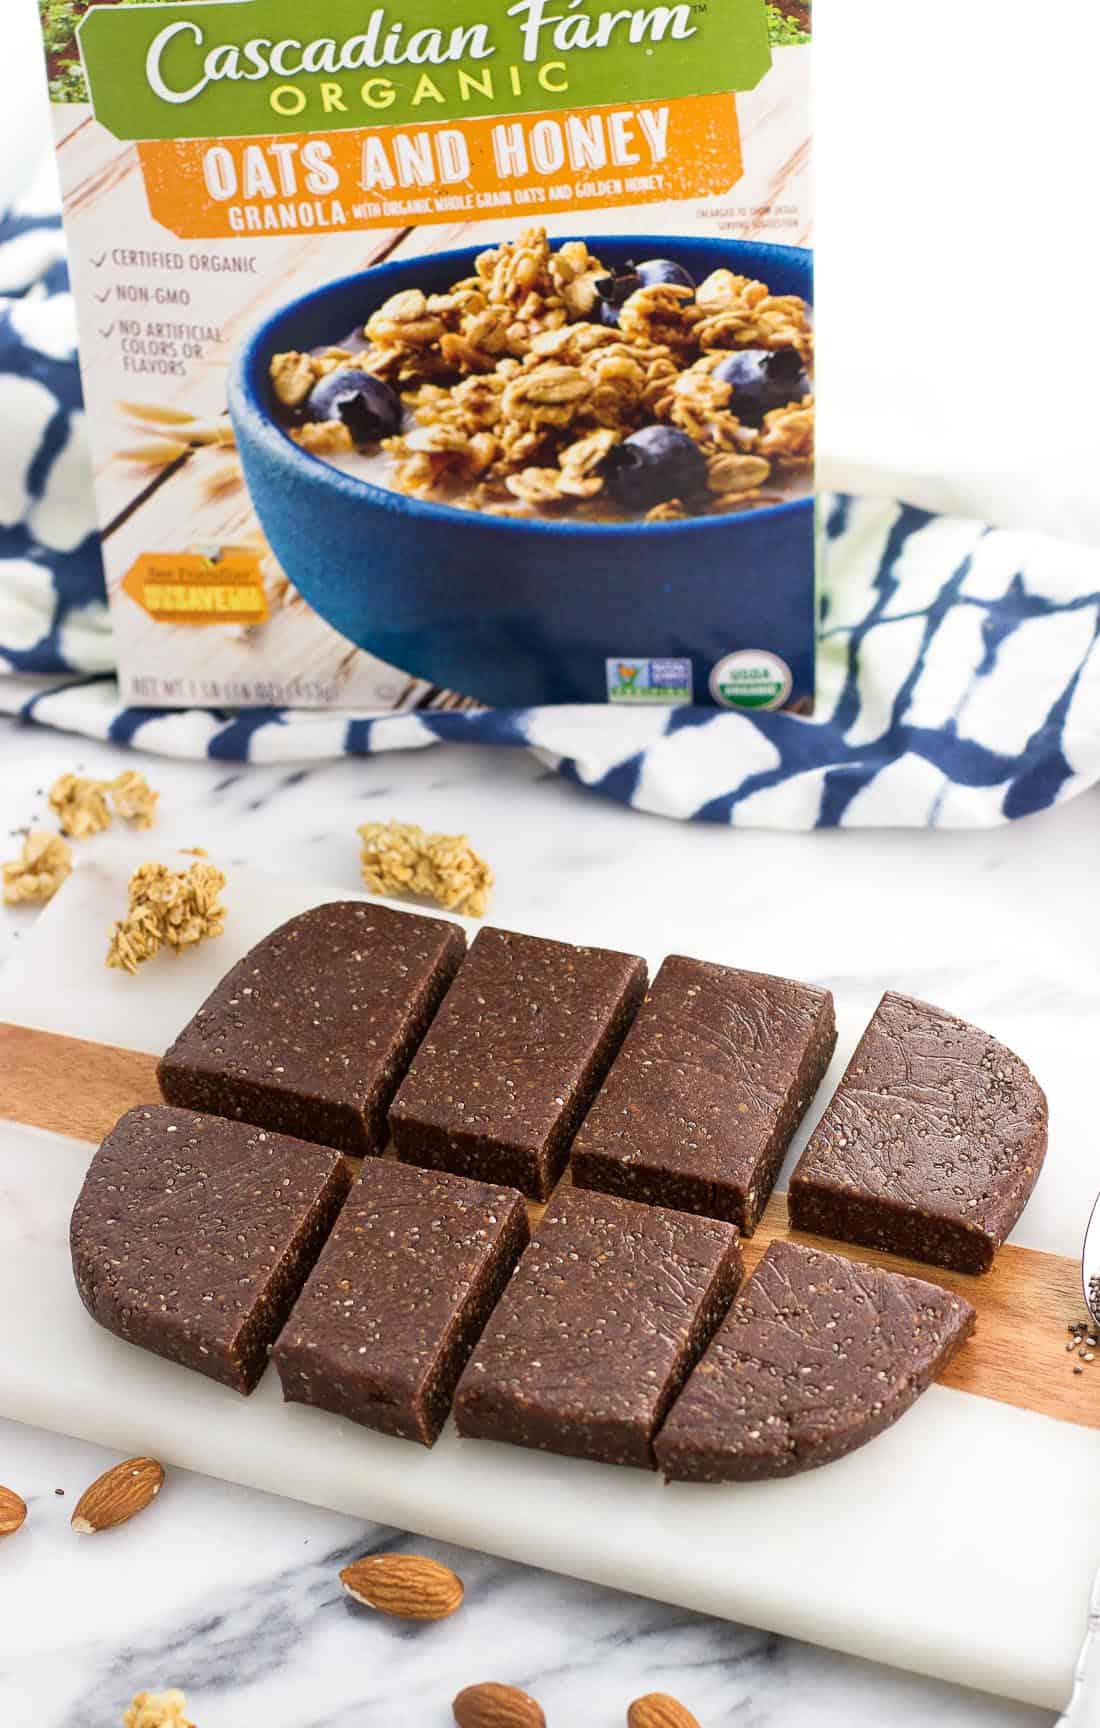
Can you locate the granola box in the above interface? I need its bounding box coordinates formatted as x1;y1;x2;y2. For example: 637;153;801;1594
39;0;815;712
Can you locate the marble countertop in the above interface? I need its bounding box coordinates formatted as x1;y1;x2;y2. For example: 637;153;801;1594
3;716;1090;1728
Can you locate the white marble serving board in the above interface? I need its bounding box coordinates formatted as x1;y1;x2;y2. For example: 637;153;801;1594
1;843;1098;1713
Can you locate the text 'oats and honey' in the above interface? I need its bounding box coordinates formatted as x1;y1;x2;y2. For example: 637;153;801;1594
138;97;741;237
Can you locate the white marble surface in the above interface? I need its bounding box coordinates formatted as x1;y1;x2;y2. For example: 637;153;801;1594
3;719;1095;1727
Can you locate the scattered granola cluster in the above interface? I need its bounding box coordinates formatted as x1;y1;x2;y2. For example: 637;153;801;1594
359;820;493;918
4;770;163;914
49;773;111;839
110;770;161;829
123;1692;195;1728
271;228;813;521
2;831;73;905
49;770;159;838
107;860;227;975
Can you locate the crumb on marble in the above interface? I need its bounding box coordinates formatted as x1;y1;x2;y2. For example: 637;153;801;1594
49;770;159;838
2;830;73;905
107;860;227;975
123;1691;195;1728
358;819;493;918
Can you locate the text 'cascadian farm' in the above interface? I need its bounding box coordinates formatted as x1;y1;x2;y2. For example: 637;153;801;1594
144;1;699;107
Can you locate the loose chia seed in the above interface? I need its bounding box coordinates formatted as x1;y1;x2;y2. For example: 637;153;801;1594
1062;1316;1098;1376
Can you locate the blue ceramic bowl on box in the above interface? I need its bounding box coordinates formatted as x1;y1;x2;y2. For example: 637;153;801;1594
228;236;814;709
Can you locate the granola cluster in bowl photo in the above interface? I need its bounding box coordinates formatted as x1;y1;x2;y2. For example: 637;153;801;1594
266;227;814;524
228;231;815;708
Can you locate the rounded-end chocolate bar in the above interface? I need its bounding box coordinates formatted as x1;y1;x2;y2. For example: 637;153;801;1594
158;901;466;1156
571;956;836;1233
274;1160;529;1446
454;1187;742;1469
70;1105;351;1395
389;927;647;1200
788;991;1048;1274
655;1239;975;1482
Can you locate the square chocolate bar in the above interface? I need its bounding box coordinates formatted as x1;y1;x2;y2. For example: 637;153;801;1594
389;927;646;1199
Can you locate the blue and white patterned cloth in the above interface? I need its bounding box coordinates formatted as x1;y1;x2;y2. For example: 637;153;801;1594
1;183;1098;828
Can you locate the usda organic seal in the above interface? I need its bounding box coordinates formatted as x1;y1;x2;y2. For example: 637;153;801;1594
709;650;793;711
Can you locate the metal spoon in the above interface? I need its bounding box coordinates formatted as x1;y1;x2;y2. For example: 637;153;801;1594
1083;1190;1100;1330
1059;1560;1100;1725
1057;1196;1100;1724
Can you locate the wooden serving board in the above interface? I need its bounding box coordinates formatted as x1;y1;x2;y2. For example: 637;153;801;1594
2;848;1098;1714
0;1019;1093;1434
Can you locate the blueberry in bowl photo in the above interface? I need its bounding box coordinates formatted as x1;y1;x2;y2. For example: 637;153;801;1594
229;231;815;708
303;369;402;444
711;347;812;426
593;256;695;327
602;428;710;514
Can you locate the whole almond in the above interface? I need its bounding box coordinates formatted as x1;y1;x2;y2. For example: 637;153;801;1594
453;1682;546;1728
71;1457;165;1534
0;1485;27;1536
340;1553;464;1620
628;1694;703;1728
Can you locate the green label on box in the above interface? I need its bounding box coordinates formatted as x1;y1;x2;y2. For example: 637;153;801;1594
72;0;772;138
709;649;793;710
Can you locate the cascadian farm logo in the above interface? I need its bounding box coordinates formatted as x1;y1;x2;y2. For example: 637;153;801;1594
76;0;772;139
143;2;698;106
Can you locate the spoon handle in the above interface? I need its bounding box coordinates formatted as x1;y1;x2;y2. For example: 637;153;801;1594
1059;1562;1100;1725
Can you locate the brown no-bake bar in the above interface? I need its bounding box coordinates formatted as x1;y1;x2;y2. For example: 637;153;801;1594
571;955;836;1232
453;1187;741;1468
389;927;647;1199
274;1160;528;1445
788;991;1048;1273
70;1105;351;1395
655;1239;975;1482
158;900;466;1156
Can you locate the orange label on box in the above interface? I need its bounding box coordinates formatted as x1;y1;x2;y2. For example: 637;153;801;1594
122;551;269;627
137;95;742;239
